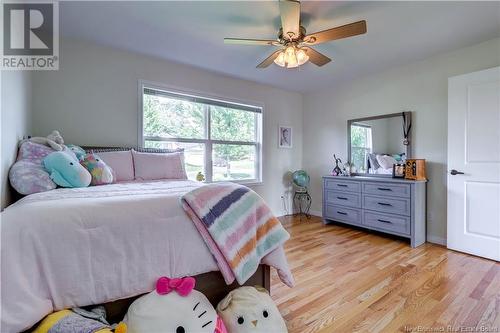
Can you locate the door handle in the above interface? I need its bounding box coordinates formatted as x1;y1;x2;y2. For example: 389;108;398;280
450;169;465;175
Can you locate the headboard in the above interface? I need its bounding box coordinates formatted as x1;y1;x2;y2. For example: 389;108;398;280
82;146;184;154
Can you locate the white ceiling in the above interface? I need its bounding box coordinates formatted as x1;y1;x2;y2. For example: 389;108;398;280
60;1;500;93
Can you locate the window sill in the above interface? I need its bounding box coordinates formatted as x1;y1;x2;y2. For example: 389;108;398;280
203;179;263;187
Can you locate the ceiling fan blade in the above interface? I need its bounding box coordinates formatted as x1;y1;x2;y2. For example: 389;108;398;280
303;47;331;66
304;20;367;45
279;0;301;41
224;38;280;46
256;50;283;68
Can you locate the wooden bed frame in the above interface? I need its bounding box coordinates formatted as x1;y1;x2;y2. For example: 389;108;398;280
25;266;270;331
104;265;270;323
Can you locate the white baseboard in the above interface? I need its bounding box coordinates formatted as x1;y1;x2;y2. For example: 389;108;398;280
284;210;447;246
309;210;322;217
427;235;446;246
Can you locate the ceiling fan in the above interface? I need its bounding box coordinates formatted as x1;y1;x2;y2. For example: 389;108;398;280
224;0;367;69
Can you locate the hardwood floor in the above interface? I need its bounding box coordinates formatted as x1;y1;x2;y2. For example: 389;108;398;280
271;216;500;333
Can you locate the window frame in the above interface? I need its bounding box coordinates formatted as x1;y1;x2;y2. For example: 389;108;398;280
138;80;263;185
350;124;373;171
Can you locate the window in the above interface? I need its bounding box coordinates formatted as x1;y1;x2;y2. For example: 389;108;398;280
350;124;372;171
140;84;262;183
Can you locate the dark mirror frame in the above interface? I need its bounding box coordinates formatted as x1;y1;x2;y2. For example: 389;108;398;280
347;111;412;177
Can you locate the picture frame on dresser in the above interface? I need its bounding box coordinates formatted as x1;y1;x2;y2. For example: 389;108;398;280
322;176;427;247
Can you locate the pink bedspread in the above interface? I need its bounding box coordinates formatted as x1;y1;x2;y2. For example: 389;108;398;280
0;180;292;333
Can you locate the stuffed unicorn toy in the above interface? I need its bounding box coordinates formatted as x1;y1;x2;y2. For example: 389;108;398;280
80;153;115;185
122;277;226;333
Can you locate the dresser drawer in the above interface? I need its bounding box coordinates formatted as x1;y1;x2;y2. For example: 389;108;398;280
363;195;410;216
324;179;361;193
325;190;361;208
363;182;411;198
363;211;410;235
325;205;361;225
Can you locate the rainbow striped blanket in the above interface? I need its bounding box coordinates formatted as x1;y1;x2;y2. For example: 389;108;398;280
181;183;290;285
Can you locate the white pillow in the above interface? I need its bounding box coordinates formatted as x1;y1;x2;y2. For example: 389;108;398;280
376;154;398;170
132;150;187;180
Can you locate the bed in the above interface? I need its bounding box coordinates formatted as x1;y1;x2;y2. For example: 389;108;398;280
1;179;292;332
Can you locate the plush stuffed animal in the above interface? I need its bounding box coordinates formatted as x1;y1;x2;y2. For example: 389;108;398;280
67;144;87;161
27;130;65;151
80;153;115;185
33;308;126;333
122;277;227;333
9;141;57;195
43;150;91;188
217;286;287;333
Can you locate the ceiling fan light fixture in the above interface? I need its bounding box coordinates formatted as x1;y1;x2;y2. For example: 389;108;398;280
285;46;298;68
274;45;308;68
274;51;286;67
296;48;309;65
226;1;367;69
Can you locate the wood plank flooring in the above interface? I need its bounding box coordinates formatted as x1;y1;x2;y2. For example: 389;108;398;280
271;216;500;333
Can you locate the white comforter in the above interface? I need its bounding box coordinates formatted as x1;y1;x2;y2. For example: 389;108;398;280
0;180;292;333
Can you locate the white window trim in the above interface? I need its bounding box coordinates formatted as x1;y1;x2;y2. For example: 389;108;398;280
138;80;264;185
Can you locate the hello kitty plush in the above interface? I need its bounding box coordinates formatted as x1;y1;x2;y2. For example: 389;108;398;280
123;277;227;333
217;286;287;333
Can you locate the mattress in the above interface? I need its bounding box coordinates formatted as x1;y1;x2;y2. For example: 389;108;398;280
0;180;292;332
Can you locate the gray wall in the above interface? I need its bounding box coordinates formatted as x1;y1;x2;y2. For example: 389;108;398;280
303;37;500;244
4;36;500;244
31;39;303;216
1;72;32;210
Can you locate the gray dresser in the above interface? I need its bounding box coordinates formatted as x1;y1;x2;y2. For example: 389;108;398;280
322;176;427;247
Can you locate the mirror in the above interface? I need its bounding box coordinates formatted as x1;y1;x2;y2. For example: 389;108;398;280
348;112;412;176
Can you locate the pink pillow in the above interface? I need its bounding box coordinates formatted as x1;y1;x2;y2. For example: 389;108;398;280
97;150;134;182
132;150;187;180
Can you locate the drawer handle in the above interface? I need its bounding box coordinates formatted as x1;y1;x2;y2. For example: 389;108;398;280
377;187;392;191
337;211;348;215
377;219;393;224
337;197;348;200
337;184;348;187
378;202;393;207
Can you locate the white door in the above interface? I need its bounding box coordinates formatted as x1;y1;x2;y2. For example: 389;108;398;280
447;66;500;261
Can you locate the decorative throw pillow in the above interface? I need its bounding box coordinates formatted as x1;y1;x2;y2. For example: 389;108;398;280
9;141;57;195
376;154;398;170
80;153;115;185
367;153;381;170
97;150;134;182
132;150;187;181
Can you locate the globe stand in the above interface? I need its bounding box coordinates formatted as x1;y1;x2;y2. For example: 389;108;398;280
293;188;311;219
291;170;311;220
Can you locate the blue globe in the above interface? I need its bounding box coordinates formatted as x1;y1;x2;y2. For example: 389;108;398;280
292;170;310;189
